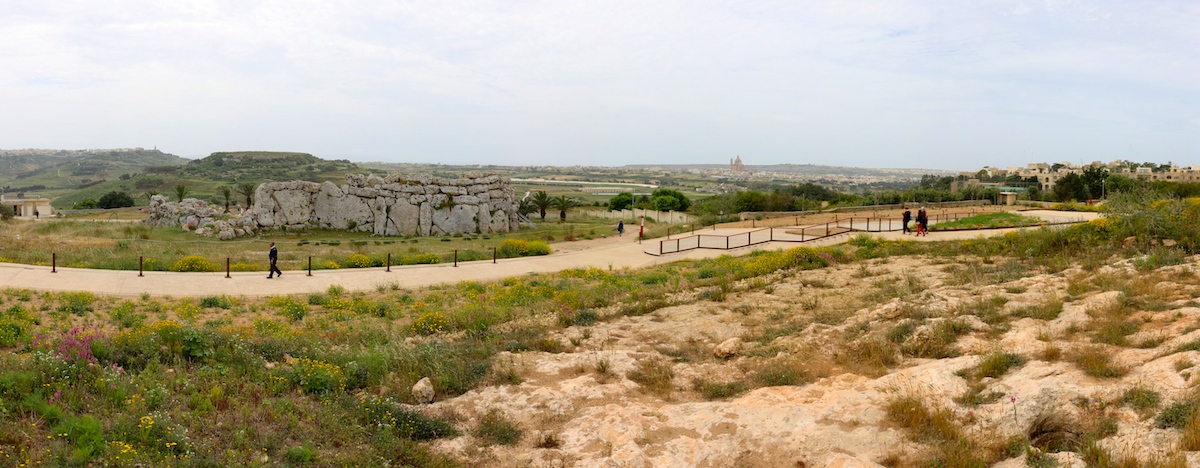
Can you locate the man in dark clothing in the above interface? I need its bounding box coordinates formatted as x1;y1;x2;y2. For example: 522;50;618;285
617;220;625;236
902;210;911;234
267;242;282;278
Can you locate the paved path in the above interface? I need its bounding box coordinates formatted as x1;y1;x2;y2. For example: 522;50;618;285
0;210;1097;297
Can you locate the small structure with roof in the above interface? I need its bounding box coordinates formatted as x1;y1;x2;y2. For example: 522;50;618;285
1;194;53;218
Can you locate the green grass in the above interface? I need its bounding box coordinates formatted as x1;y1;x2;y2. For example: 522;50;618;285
0;217;636;271
0;241;837;466
930;212;1043;231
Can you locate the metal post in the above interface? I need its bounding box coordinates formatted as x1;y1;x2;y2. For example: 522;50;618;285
667;227;671;239
51;253;56;273
307;256;312;276
493;247;497;264
454;250;458;267
138;256;143;277
726;236;729;249
386;253;391;272
226;258;231;278
770;227;774;241
826;223;830;236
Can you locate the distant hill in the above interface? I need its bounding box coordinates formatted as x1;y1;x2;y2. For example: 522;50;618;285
177;151;360;181
0;148;188;194
624;163;954;177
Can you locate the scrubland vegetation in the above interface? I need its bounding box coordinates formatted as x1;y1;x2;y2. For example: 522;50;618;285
6;189;1200;466
0;218;653;272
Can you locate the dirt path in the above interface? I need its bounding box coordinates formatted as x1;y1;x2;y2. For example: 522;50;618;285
0;210;1096;297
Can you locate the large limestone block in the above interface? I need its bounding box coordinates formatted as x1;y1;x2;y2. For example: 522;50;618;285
419;202;433;236
477;203;491;232
370;197;389;235
347;186;378;198
389;199;420;236
489;209;511;233
451;204;479;233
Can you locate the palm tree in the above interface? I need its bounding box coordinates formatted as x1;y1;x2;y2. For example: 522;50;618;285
236;182;257;209
551;195;580;222
173;184;190;202
530;191;553;221
518;198;537;217
219;186;233;213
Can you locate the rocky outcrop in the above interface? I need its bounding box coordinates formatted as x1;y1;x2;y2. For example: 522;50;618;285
252;172;517;236
143;195;259;239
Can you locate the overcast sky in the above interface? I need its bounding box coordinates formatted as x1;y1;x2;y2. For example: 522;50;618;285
1;1;1197;170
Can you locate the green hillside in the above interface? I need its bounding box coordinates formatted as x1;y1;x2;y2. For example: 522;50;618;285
0;148;189;198
48;151;369;209
178;151;360;181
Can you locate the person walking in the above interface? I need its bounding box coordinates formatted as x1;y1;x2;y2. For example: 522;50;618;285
617;220;625;236
901;209;911;234
267;242;282;278
916;208;928;236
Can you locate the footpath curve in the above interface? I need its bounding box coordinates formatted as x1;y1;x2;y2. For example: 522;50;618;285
0;210;1097;297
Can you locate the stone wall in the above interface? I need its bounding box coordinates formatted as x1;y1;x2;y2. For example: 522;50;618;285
251;172;517;236
144;195;259;240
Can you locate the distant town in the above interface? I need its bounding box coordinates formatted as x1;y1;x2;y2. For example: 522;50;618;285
969;160;1199;191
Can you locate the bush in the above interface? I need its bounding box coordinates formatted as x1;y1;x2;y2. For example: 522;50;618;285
359;396;459;440
172;255;217;272
53;415;105;464
497;239;552;258
474;409;522;446
347;254;373;268
199;295;233;309
292;358;345;394
1156;401;1197;429
977;351;1025;379
627;358;675;399
57;291;96;316
271;296;308;321
98;191;135;209
411;311;447;335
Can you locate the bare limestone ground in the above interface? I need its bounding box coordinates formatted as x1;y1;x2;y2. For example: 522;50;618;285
421;253;1200;467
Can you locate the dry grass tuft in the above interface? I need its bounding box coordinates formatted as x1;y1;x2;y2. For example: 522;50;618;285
1072;345;1126;378
626;358;675;399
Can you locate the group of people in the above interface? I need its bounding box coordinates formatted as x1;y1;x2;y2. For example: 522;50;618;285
902;208;929;236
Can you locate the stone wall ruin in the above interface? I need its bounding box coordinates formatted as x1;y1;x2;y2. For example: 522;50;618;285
251;172;517;236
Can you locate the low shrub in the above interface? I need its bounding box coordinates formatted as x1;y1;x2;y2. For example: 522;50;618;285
411;311;447;335
270;296;308;321
171;255;216;272
627;358;675;399
291;358;345;394
977;351;1025;379
199;295;233;309
474;409;522;446
57;291;96;316
1156;401;1197;429
1073;345;1125;378
497;239;552;258
1123;387;1161;412
692;378;748;400
347;254;373;268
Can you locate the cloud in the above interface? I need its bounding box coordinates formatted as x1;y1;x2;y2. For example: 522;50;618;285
0;0;1196;169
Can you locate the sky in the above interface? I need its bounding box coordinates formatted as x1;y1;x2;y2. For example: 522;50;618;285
1;1;1198;170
